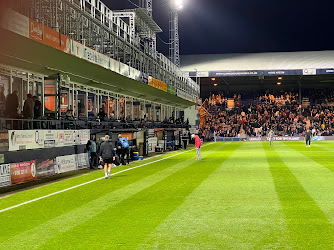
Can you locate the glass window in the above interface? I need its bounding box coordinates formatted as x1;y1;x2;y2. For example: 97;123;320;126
0;74;10;117
88;90;97;117
133;99;140;120
108;94;115;119
77;90;86;117
44;79;57;117
126;97;132;120
119;95;125;119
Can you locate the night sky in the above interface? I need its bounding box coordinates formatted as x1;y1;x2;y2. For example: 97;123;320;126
107;0;333;56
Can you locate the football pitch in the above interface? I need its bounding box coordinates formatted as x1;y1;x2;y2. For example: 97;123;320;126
1;141;334;249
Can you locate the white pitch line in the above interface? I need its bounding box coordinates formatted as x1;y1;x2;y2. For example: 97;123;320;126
0;143;214;214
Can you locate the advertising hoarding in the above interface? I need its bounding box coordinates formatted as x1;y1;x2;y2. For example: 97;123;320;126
8;130;89;151
110;58;120;73
29;19;71;54
79;130;90;145
29;18;43;42
71;40;84;58
119;62;130;77
8;130;44;151
0;164;11;187
56;155;77;174
83;47;109;69
137;72;148;84
76;153;89;169
56;130;77;147
148;77;167;92
44;130;57;148
10;161;37;184
36;158;57;177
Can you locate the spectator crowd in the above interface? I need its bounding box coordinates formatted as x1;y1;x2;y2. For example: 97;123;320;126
203;90;334;139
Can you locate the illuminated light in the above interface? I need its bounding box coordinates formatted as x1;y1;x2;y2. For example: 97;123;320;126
214;83;218;86
277;82;282;85
211;78;216;81
174;0;183;10
278;76;283;80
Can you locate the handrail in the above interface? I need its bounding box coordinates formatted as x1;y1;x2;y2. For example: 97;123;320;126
0;117;190;130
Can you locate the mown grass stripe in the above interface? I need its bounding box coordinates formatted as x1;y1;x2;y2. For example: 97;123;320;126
140;142;287;249
0;143;225;249
0;143;218;243
264;142;334;249
283;141;334;172
0;145;209;209
37;143;238;249
0;144;216;213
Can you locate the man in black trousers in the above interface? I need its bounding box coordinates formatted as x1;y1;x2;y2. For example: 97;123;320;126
305;128;312;147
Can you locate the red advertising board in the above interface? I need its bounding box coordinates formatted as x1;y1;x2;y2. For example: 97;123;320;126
10;161;37;184
29;19;71;54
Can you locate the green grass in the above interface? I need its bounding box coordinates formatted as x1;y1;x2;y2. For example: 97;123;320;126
0;141;334;249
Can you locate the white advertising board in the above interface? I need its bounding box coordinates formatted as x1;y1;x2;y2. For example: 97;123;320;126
8;130;44;151
110;58;120;73
71;40;85;58
0;164;11;187
83;47;110;69
56;155;77;174
76;153;89;169
129;68;141;80
56;130;76;147
79;130;90;145
96;52;110;69
44;130;57;148
1;9;29;38
119;62;130;77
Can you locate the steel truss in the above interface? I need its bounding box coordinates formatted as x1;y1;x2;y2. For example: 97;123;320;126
10;0;200;99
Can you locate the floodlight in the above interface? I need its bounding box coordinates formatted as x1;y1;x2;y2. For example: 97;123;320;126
174;0;183;10
277;82;281;85
211;78;216;81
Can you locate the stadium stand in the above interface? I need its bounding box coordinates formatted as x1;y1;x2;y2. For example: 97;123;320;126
202;89;334;140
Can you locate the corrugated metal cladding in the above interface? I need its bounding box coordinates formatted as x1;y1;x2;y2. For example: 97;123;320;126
180;50;334;72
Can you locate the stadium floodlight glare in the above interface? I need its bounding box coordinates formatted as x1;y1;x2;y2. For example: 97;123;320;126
173;0;183;10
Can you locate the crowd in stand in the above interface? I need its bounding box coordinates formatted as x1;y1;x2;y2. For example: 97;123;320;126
204;90;334;138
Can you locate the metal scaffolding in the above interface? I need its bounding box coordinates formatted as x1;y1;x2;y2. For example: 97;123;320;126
9;0;200;99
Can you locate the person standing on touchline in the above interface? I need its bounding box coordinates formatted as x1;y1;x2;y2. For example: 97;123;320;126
192;134;202;161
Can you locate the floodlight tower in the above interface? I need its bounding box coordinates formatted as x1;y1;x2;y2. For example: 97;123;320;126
169;0;183;67
140;0;153;17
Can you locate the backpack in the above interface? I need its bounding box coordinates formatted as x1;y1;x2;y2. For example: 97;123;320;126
120;137;129;148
